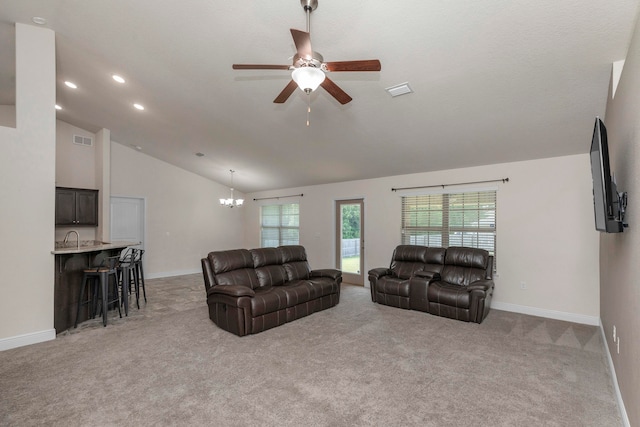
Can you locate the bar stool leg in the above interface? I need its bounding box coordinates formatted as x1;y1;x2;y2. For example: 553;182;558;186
100;271;108;327
133;267;140;309
138;261;147;303
74;275;90;328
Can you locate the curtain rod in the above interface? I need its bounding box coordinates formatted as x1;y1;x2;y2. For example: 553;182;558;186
391;178;509;192
253;193;304;201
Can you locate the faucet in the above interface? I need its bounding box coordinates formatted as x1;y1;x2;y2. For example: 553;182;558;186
63;230;80;250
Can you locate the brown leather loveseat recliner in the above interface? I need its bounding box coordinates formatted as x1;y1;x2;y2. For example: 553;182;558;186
201;245;341;336
369;245;494;323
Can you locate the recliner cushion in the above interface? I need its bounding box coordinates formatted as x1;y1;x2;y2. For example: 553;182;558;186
427;281;471;308
251;247;282;268
390;246;445;279
376;277;411;297
444;247;489;269
208;249;254;274
250;286;289;316
279;245;311;280
251;248;288;287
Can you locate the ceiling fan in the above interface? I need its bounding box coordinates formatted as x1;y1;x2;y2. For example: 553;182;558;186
232;0;381;105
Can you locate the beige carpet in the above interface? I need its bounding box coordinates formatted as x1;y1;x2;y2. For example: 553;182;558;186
0;276;621;426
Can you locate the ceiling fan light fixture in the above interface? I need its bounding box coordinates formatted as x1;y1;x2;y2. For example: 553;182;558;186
292;66;325;93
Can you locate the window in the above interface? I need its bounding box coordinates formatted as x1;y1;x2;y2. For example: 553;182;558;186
261;203;300;247
401;190;496;264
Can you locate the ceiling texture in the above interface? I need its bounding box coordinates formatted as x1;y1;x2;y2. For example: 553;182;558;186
1;0;639;193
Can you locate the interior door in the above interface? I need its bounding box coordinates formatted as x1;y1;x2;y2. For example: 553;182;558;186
336;199;364;285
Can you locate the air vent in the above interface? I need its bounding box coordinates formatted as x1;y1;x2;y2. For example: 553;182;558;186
385;82;413;97
73;135;93;147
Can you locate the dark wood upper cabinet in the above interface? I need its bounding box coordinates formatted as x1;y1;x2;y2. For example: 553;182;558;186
55;187;98;226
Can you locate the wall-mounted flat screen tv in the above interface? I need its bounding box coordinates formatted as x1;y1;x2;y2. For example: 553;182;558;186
590;118;623;233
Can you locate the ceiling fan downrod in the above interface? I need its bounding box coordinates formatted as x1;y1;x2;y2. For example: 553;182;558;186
300;0;318;33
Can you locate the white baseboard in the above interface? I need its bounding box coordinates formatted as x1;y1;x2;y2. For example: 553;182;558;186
0;329;56;352
599;320;630;427
491;301;599;326
146;268;201;280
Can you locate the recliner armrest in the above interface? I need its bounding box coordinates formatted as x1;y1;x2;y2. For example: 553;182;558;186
414;270;441;281
466;279;494;292
207;284;255;298
310;269;342;280
368;267;391;279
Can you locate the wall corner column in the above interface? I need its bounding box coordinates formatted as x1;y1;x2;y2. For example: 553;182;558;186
95;128;111;242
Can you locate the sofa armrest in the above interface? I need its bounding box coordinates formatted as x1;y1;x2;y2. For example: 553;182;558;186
310;269;342;280
414;270;441;281
368;267;391;279
466;279;494;292
207;284;255;298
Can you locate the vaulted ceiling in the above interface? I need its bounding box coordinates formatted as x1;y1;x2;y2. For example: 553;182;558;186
1;0;638;192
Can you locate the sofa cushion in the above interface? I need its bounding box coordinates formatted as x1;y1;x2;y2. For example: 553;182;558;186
390;246;446;279
440;247;490;286
376;277;411;297
215;269;261;289
427;281;471;309
279;280;321;305
444;247;489;269
308;277;340;297
279;245;311;280
255;265;288;288
251;248;288;287
251;247;282;268
208;249;254;274
250;286;289;316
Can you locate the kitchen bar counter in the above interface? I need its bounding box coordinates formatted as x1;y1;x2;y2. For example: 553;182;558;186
52;240;140;255
53;241;140;332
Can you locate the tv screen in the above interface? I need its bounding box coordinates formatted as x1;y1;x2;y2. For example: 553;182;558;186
589;118;623;233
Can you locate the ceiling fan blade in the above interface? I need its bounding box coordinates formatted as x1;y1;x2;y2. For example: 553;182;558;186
273;80;299;103
320;77;352;105
324;60;381;72
290;29;313;60
233;64;291;70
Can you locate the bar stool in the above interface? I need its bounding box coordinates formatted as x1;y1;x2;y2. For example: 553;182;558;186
117;248;136;315
74;256;121;328
132;249;147;307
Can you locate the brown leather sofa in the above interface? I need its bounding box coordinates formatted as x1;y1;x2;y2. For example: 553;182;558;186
369;245;494;323
201;245;341;336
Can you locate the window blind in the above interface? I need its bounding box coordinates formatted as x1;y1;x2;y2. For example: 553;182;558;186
401;190;496;265
261;203;300;247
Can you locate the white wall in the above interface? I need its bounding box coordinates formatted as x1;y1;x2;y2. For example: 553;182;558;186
110;141;246;278
246;154;600;323
600;10;640;425
55;120;96;188
0;105;16;128
0;24;56;348
54;120;98;243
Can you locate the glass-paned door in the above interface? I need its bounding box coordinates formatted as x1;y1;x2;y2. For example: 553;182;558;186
335;199;364;285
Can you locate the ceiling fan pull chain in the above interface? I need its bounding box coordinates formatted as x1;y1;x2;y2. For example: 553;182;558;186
306;95;311;127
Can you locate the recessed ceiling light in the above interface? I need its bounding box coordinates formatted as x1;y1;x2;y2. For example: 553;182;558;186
55;104;62;110
64;81;77;89
133;103;145;110
32;17;47;25
112;74;125;83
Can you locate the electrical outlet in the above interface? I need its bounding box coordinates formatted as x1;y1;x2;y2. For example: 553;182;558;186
613;325;616;341
519;281;527;290
617;337;620;354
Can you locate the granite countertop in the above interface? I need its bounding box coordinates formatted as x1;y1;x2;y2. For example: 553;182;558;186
52;240;140;255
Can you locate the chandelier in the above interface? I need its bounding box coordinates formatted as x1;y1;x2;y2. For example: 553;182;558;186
219;169;244;208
